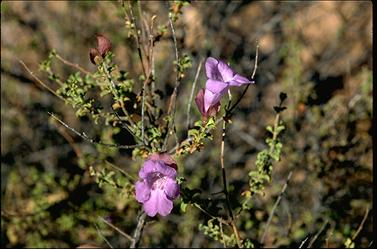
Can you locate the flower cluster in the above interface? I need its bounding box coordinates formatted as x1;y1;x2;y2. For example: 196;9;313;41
195;57;255;118
134;57;254;217
135;153;180;217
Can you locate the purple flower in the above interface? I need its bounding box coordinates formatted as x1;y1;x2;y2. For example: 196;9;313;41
195;88;221;120
203;57;254;112
135;154;180;217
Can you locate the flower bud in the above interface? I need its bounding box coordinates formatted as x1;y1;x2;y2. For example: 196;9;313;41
89;48;100;65
96;34;112;57
195;88;221;121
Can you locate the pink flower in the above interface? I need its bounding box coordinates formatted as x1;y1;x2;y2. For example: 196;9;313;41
135;153;180;217
202;57;254;112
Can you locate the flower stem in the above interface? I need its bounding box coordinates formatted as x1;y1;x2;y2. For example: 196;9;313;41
220;119;243;248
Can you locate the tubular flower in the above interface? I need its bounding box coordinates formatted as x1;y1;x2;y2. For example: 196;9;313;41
135;153;180;217
203;57;255;112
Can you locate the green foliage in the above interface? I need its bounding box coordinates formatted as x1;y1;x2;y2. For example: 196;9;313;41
169;0;191;22
176;53;192;77
198;219;237;247
176;117;216;155
2;1;372;248
248;94;287;197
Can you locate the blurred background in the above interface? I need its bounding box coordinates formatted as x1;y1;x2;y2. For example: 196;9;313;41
1;1;373;248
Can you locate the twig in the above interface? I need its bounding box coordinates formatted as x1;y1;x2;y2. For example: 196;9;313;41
226;44;259;115
162;11;180;150
260;171;293;244
105;160;136;183
49;112;141;149
299;236;309;249
94;222;114;249
193;203;228;226
18;60;65;101
351;206;370;241
250;43;259;80
102;61;136;127
186;58;204;130
55;53;91;75
220;119;243;248
307;220;329;248
110;106;146;146
127;1;146;78
98;216;134;242
52;119;83;159
130;212;147;248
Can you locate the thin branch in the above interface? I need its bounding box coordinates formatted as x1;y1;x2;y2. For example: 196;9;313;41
49;112;141;149
186;58;204;130
52;119;83;159
299;236;309;249
18;60;65;101
98;216;134;242
193;203;228;226
105;160;136;183
141;78;147;145
250;43;259;80
260;171;293;244
226;44;259;115
102;62;138;131
94;222;114;249
220;119;243;248
55;53;91;75
110;106;145;145
307;220;329;248
127;1;146;77
130;212;147;248
162;11;180;150
351;206;370;241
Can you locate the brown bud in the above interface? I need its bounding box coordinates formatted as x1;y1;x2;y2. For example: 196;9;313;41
89;48;100;65
96;34;112;57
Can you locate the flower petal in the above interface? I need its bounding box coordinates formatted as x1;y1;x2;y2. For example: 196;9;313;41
204;89;221;113
164;178;180;200
206;101;221;118
157;191;174;216
204;79;229;112
135;180;151;203
195;88;206;116
155;161;177;179
205;57;222;80
138;160;157;179
149;153;177;170
218;60;235;82
205;79;229;94
143;190;159;217
143;190;173;217
228;74;253;87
